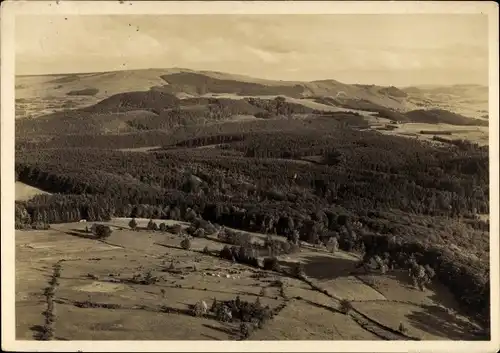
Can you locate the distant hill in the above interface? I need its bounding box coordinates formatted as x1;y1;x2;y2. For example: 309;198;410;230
158;72;306;98
401;84;488;120
15;68;417;113
15;68;489;138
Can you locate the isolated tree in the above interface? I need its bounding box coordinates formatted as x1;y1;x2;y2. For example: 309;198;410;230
159;222;166;232
129;218;138;231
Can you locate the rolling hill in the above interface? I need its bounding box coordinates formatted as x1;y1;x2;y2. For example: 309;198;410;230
16;68;488;120
15;73;488;140
401;84;488;120
15;68;488;150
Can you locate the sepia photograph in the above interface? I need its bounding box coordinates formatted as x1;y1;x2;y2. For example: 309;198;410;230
1;1;499;352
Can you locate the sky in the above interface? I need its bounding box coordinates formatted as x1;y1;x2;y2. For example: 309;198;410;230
15;14;489;86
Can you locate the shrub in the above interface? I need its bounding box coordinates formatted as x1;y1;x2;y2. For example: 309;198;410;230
215;305;233;322
185;225;197;235
159;222;166;232
180;237;191;250
194;228;206;238
193;219;216;234
147;219;157;231
263;257;280;271
212;296;272;327
129;218;138;230
220;245;233;260
339;299;353;314
203;246;210;254
142;270;158;285
93;224;112;239
191;301;206;317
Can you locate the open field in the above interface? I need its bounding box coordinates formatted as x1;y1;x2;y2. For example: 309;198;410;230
16;218;485;341
15;182;51;201
363;115;489;146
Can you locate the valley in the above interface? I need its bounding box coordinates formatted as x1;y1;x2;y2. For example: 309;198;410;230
14;68;490;341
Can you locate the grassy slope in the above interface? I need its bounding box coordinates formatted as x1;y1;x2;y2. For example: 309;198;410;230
15;218;484;340
15;182;51;201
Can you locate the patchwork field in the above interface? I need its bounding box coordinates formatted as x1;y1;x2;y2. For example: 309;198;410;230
15;218;484;341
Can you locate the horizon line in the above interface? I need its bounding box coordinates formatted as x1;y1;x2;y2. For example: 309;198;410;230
15;67;489;89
